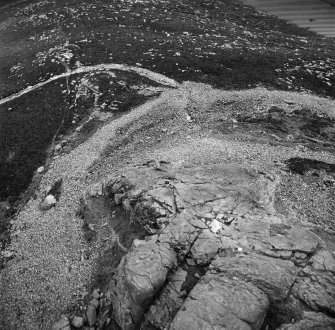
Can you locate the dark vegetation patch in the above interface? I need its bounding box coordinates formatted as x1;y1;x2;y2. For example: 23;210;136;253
285;157;335;176
0;66;160;252
217;107;335;152
0;69;160;203
78;195;146;293
1;0;335;99
180;263;208;296
0;79;72;203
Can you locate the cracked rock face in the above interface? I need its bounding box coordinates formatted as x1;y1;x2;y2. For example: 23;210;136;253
170;274;269;330
109;241;176;330
83;160;335;329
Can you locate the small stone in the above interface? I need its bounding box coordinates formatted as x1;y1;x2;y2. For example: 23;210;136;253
92;289;100;300
90;298;100;309
186;258;196;266
162;128;167;133
55;144;62;152
209;219;222;234
45;195;57;206
294;252;307;260
100;298;107;309
37;166;45;173
311;250;335;271
224;216;235;224
51;315;69;330
2;250;14;258
237;247;243;253
71;316;84;328
133;239;145;247
86;305;96;326
39;194;57;211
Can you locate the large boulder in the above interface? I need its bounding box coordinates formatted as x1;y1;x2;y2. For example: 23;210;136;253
170;273;269;330
109;241;176;330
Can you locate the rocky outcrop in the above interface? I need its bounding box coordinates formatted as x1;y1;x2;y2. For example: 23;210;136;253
79;160;335;329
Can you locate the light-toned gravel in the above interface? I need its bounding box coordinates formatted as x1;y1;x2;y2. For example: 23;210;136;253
0;86;178;330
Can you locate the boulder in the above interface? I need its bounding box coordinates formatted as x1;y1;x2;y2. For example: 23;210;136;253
211;253;297;302
51;315;69;330
170;274;269;330
37;166;44;173
71;316;84;328
86;305;96;327
109;241;176;329
143;268;187;329
293;267;335;314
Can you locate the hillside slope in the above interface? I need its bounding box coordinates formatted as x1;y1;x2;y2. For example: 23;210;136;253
0;1;335;330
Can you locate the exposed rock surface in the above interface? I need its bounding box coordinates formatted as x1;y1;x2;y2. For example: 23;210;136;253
80;155;335;330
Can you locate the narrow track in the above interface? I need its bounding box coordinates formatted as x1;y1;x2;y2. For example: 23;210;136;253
0;63;179;106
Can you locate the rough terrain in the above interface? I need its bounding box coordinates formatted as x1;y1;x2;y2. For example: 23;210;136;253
0;1;335;330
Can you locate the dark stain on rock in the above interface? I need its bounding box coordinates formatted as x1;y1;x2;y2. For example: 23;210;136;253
180;264;208;296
